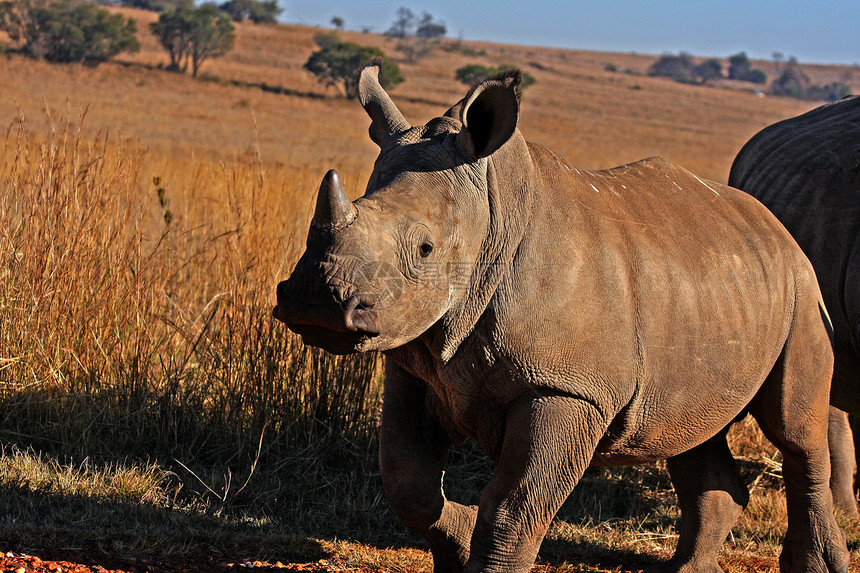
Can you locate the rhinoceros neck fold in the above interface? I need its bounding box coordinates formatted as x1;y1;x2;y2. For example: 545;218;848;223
428;134;537;362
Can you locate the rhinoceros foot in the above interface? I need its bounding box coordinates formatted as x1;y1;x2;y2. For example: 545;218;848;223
778;520;849;573
644;560;723;573
426;502;477;573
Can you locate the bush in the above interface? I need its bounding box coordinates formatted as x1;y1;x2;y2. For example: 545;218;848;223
312;31;339;49
648;53;709;84
744;69;767;84
807;82;851;102
219;0;281;24
117;0;191;11
455;63;536;92
304;43;403;98
771;63;811;98
0;0;139;65
772;61;851;102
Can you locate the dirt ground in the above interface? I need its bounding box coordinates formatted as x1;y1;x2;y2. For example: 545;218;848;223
0;551;383;573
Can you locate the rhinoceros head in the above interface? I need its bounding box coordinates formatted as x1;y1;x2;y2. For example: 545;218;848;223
274;62;523;355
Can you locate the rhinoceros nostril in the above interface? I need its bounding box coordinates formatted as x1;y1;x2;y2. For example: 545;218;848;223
343;296;380;335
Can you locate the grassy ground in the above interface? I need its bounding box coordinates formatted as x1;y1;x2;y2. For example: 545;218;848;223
1;12;859;572
0;419;857;571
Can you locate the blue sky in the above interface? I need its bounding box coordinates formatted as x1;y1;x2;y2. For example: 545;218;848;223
285;1;859;65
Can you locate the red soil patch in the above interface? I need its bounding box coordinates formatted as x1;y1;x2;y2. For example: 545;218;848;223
0;551;383;573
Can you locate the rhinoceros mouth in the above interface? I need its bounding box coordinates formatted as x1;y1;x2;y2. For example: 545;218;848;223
289;322;375;355
272;299;379;355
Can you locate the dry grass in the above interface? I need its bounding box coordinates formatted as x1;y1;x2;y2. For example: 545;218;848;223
0;13;859;572
0;106;390;560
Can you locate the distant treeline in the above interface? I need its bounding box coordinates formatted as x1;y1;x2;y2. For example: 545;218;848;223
645;51;851;101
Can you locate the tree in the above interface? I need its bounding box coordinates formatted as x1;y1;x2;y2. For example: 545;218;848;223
743;69;767;84
415;11;445;39
330;15;343;30
694;58;723;82
386;6;413;38
648;52;697;83
187;4;234;76
649;52;760;86
728;51;766;84
151;4;234;76
727;51;751;79
304;43;403;98
772;51;785;73
0;0;139;65
219;0;281;24
150;4;194;70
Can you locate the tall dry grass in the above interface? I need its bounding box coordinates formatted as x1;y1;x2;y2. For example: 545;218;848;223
0;106;382;469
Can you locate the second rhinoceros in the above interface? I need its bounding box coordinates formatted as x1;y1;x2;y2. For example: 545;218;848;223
730;95;860;519
274;63;848;573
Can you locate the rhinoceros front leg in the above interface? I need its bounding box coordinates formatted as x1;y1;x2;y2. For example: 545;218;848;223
649;431;749;573
379;362;478;572
463;392;606;573
828;406;859;519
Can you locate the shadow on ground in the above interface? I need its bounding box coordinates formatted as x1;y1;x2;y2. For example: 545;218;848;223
0;482;329;563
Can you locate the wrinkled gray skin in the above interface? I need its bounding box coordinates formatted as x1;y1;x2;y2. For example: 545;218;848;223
274;64;849;573
730;95;860;519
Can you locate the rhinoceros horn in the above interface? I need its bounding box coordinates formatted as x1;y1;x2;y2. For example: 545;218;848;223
312;169;356;230
357;59;411;146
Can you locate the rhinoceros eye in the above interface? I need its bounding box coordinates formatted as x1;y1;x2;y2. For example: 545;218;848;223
419;242;434;257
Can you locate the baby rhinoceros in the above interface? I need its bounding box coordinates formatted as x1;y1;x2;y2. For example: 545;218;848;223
274;63;849;573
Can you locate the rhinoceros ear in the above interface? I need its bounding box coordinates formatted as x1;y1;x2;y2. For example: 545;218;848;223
356;59;411;147
458;70;521;159
443;98;464;119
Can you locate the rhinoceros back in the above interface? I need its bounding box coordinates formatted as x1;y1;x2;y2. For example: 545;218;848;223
729;95;860;233
729;95;860;356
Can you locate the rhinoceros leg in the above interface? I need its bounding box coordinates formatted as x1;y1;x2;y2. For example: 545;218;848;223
853;414;860;501
828;406;859;519
648;431;749;573
462;393;606;573
747;302;849;573
379;362;477;573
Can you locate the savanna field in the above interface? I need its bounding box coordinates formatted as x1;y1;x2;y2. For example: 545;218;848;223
1;7;859;572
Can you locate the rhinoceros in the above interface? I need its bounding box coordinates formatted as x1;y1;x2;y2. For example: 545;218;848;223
273;63;849;573
729;95;860;520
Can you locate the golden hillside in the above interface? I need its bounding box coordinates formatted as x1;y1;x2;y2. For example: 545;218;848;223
4;6;854;189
